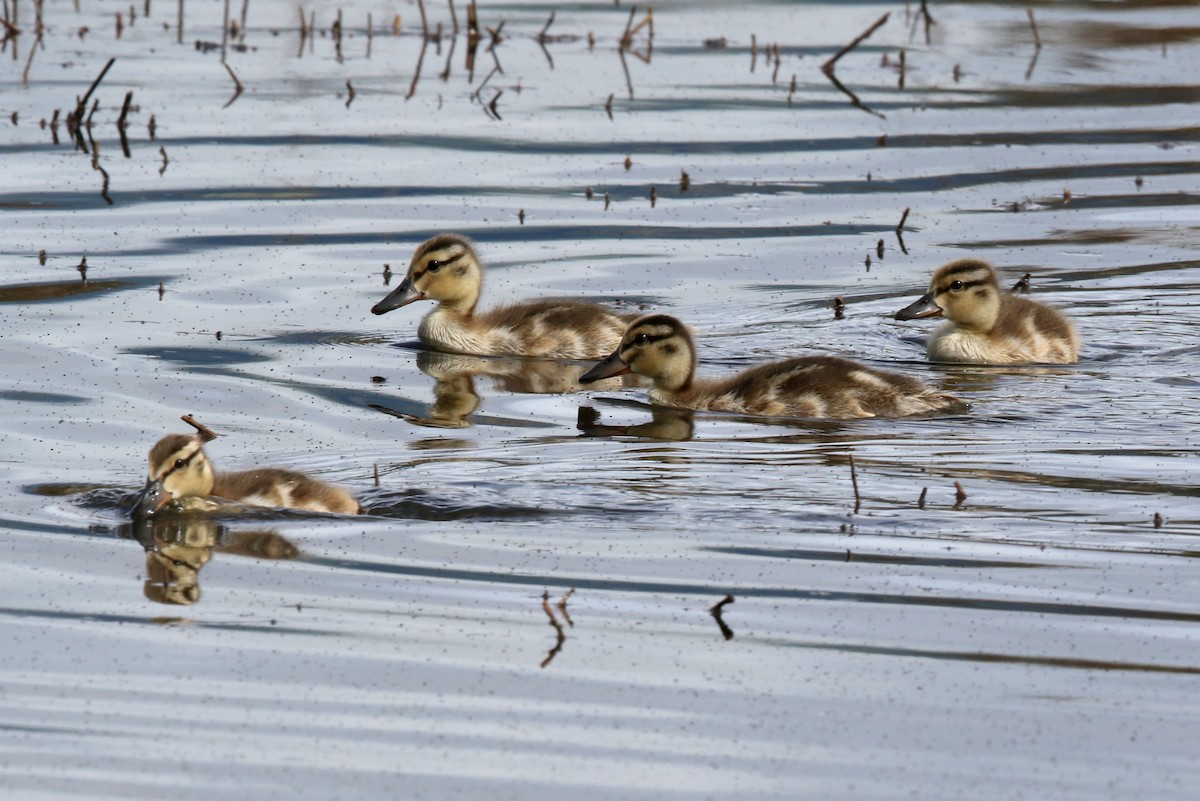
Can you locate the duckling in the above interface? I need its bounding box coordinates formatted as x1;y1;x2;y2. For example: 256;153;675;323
894;259;1079;364
133;434;361;517
579;315;964;418
370;233;635;359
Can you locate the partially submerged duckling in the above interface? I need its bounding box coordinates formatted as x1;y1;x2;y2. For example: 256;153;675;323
894;259;1079;364
580;315;964;418
370;233;635;359
133;434;361;517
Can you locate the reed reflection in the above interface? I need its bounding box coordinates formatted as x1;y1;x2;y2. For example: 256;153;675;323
117;516;299;606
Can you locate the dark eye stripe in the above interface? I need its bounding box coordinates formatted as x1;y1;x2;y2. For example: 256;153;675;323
622;332;672;353
939;278;987;293
165;449;201;479
414;251;464;281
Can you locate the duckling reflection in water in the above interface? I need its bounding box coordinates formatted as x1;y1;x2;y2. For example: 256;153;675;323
133;433;361;517
577;406;696;441
370;233;636;359
123;517;299;605
580;315;964;418
377;351;644;430
894;259;1080;364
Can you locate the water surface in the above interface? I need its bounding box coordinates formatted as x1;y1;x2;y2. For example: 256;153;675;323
2;1;1199;798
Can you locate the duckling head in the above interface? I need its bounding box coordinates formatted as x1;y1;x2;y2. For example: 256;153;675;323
371;233;483;315
580;314;696;392
132;434;216;518
895;259;1001;332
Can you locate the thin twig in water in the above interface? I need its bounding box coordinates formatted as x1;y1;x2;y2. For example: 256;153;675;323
407;38;429;100
158;145;169;175
918;487;928;509
1027;8;1041;49
22;32;43;85
345;80;355;108
822;13;888;74
540;590;566;668
416;0;429;39
117;90;134;157
848;454;861;513
181;414;220;442
536;10;555;68
556;588;574;627
710;594;735;641
896;206;910;234
223;62;244;107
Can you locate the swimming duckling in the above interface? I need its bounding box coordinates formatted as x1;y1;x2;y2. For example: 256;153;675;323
133;434;361;517
370;233;635;359
894;259;1079;364
579;315;964;418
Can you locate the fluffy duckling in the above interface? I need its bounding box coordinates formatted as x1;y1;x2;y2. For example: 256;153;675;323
133;434;361;517
894;259;1079;364
370;233;635;359
580;315;964;418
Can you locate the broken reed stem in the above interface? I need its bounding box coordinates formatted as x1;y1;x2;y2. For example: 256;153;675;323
848;454;861;513
556;588;574;627
917;487;928;509
822;12;889;74
709;594;735;641
407;38;429;99
220;0;230;62
74;57;117;125
538;10;554;41
619;6;636;49
447;0;458;35
222;61;244;107
1027;8;1041;49
181;414;220;442
22;31;42;85
896;206;910;233
539;590;566;669
345;80;355;107
117;90;133;129
416;0;429;38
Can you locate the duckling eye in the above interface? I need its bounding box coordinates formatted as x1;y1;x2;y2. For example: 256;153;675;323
949;280;965;291
633;333;649;345
174;458;186;469
427;259;443;272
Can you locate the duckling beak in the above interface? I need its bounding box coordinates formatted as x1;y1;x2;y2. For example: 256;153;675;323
371;278;425;315
132;477;172;519
894;292;943;321
579;350;631;384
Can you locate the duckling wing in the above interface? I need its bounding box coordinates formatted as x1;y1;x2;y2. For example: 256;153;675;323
213;469;359;514
997;294;1080;363
700;357;961;419
476;299;635;359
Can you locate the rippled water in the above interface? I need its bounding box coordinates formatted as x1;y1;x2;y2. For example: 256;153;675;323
2;1;1199;798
